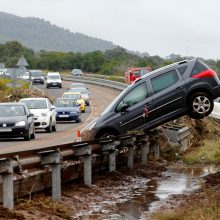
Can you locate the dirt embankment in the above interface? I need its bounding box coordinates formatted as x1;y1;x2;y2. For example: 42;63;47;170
0;116;220;219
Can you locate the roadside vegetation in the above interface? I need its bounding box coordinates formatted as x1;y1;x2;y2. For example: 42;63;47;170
0;78;32;102
1;41;220;78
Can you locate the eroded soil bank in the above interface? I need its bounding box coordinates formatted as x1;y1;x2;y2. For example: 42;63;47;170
0;161;219;220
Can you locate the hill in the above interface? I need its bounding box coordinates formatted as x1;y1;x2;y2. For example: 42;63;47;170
0;11;115;53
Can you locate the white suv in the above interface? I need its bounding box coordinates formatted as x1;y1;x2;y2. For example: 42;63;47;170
46;72;62;88
19;98;57;133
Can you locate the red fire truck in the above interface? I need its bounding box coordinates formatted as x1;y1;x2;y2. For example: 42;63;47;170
125;66;152;84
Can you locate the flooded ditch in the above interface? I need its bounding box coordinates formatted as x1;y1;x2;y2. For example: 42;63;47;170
76;164;220;220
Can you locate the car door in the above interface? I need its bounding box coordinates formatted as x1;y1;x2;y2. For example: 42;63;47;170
148;69;186;125
113;81;154;133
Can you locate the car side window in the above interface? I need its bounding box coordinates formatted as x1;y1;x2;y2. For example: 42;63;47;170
151;69;178;94
116;82;148;112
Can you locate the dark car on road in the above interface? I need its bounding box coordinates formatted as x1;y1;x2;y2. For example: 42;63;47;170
0;103;35;140
54;98;81;123
82;59;220;140
30;70;44;84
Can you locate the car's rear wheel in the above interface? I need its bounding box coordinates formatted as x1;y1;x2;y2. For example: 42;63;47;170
188;92;213;119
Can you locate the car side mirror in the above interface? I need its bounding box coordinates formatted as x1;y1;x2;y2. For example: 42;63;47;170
28;113;34;117
120;103;129;113
51;105;56;110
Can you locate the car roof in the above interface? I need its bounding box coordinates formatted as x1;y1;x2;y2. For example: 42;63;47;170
48;72;60;75
63;92;81;94
30;70;42;72
0;102;26;106
20;98;47;101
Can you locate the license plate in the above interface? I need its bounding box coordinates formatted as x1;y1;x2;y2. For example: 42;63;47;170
0;128;12;132
59;115;69;118
52;83;57;85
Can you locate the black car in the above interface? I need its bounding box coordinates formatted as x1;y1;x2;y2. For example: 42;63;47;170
82;59;220;140
0;103;35;140
30;70;44;84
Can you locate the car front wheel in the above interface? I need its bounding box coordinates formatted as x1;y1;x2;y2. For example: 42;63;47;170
24;128;31;141
188;92;214;119
46;121;52;133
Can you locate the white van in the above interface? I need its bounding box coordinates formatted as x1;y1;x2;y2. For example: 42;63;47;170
46;72;62;88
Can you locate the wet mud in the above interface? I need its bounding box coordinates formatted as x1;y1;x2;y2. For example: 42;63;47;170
1;161;219;220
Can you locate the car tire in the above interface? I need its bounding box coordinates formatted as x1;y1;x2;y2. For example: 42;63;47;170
46;121;52;133
96;130;118;139
188;92;214;119
24;128;31;141
31;129;35;139
52;121;57;132
76;118;81;123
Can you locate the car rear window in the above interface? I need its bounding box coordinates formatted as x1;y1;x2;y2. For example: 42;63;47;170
151;69;178;93
191;60;209;76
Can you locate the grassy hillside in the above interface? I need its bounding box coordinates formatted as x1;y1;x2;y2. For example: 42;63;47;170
0;11;115;53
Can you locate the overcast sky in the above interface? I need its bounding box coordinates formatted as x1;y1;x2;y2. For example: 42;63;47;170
0;0;219;59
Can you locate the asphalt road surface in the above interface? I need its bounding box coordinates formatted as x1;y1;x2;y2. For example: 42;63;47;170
0;81;120;154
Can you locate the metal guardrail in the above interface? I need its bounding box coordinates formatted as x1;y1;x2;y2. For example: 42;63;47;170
0;133;161;209
62;75;128;91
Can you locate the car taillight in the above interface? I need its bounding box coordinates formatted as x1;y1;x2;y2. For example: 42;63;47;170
191;70;217;78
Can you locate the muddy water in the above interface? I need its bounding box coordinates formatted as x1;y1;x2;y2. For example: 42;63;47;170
78;165;219;220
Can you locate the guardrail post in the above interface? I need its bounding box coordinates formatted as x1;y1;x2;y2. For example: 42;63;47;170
120;136;136;169
100;140;117;172
75;143;92;186
0;158;14;209
154;145;160;159
136;134;149;165
39;149;61;202
142;141;150;165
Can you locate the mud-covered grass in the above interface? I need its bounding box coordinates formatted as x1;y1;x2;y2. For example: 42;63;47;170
16;196;72;220
0;206;24;219
151;117;220;220
152;172;220;220
182;117;220;164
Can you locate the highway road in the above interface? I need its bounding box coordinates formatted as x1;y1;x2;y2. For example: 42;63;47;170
0;81;120;154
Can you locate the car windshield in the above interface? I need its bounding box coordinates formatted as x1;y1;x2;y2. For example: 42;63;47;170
73;69;82;74
48;75;60;79
133;70;141;77
63;94;81;99
55;99;77;107
70;83;85;88
0;105;25;117
21;100;47;109
31;71;43;77
69;88;88;94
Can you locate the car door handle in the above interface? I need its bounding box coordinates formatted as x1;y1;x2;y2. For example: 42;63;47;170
145;102;152;106
176;86;184;91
